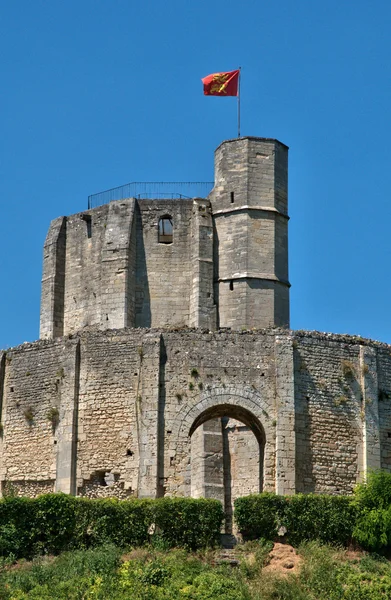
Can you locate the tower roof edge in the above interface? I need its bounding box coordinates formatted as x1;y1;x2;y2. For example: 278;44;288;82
215;136;289;152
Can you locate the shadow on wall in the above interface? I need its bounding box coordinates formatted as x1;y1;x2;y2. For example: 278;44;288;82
157;336;167;498
135;204;151;327
212;219;220;329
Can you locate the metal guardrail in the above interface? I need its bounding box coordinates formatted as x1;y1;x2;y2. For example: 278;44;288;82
88;182;214;209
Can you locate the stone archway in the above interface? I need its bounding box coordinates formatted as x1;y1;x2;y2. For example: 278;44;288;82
166;385;277;498
189;403;266;533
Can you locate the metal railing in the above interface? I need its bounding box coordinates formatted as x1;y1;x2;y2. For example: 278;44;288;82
88;181;214;209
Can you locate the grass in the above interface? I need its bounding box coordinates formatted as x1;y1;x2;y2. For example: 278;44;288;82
1;542;391;599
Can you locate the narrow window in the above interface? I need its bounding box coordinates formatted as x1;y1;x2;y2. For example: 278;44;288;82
230;192;234;204
158;216;173;244
230;280;234;291
82;214;92;238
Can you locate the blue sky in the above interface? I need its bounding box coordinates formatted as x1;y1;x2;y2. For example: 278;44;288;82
1;0;391;348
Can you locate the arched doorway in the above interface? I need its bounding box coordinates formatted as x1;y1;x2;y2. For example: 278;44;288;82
189;404;265;533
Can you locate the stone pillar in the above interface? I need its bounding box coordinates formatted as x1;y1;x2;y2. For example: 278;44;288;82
274;336;295;494
189;199;216;330
40;217;67;339
136;333;161;498
190;418;224;502
55;339;80;494
100;199;136;329
360;345;380;477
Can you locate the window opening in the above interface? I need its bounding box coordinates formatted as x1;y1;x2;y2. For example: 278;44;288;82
230;192;234;203
230;280;234;291
158;216;173;244
82;214;92;238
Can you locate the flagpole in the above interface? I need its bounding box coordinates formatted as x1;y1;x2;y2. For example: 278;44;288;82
237;67;241;138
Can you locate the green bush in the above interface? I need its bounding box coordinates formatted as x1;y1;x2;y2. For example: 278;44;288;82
73;497;152;549
354;471;391;511
0;497;38;558
234;492;356;545
353;507;391;552
353;471;391;551
234;493;286;540
0;494;222;560
151;497;224;550
283;493;356;546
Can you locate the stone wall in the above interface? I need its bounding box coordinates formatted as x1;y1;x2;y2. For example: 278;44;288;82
40;137;291;339
135;200;193;328
1;328;391;500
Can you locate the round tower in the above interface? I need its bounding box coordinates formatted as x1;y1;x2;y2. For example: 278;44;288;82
209;137;290;330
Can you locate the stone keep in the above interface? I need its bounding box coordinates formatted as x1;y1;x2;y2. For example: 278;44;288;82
40;137;289;338
0;135;389;515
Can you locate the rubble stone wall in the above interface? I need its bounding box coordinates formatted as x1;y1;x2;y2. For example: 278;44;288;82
1;329;390;499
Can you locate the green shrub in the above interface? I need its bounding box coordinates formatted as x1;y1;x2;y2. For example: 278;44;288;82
354;471;391;511
234;493;286;540
0;496;38;558
74;497;152;549
353;506;391;552
352;471;391;551
234;493;356;546
0;494;222;560
151;497;224;550
283;493;356;546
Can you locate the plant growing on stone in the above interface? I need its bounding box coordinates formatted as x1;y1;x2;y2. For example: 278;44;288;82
190;367;199;378
341;359;356;379
318;378;327;390
56;367;65;379
47;407;60;431
23;407;34;425
334;395;348;407
188;382;194;391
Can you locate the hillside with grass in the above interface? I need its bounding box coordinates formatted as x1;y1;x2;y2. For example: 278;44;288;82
1;472;391;598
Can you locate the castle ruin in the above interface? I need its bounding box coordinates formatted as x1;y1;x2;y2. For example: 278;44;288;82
0;137;389;524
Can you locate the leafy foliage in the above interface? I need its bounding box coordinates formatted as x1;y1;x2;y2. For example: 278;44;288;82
0;494;223;560
235;472;391;552
353;471;391;551
3;542;391;599
235;492;356;546
234;493;286;540
283;493;356;546
151;497;224;550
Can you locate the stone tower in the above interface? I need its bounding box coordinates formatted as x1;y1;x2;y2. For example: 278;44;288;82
209;137;290;329
40;136;289;339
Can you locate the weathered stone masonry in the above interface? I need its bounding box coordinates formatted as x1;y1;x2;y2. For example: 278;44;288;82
1;329;391;501
40;137;289;338
2;134;391;507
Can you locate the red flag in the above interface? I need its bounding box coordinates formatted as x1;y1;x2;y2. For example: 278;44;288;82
202;70;240;96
